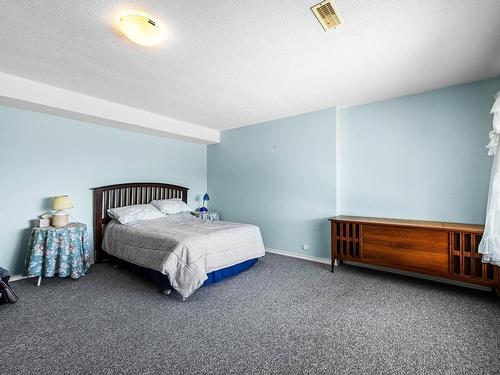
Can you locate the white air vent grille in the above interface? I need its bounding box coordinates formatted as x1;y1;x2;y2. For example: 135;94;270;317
311;0;342;31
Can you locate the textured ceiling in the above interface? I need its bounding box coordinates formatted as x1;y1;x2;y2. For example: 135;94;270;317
0;0;499;130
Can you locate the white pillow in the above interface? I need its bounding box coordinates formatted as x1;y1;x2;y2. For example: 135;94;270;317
107;204;163;225
151;198;193;215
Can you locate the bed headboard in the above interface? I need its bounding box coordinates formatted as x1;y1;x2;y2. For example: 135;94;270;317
92;182;189;262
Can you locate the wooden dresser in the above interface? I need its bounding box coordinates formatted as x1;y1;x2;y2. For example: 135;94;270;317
329;216;499;294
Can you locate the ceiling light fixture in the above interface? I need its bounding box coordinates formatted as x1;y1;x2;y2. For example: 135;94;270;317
117;13;165;46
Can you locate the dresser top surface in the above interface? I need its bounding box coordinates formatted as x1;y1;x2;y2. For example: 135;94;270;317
329;215;484;233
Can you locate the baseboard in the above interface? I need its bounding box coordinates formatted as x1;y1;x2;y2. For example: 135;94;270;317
9;274;34;282
9;260;94;283
265;248;331;265
264;248;492;292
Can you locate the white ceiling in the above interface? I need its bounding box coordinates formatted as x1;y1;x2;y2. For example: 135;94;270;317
0;0;499;132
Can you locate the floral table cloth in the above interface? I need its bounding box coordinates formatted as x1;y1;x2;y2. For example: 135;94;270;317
25;222;91;279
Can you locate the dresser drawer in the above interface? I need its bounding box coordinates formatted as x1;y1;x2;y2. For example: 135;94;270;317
362;224;449;276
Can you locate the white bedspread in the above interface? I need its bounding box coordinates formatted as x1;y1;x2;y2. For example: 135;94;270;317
102;213;265;299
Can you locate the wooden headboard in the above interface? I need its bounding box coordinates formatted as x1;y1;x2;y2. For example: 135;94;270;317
92;182;189;262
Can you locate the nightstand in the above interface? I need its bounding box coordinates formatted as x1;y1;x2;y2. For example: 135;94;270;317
193;211;220;221
24;222;91;286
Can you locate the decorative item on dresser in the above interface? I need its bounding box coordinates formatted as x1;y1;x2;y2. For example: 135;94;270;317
199;192;210;212
329;216;500;295
34;214;51;228
92;182;189;262
193;210;220;221
52;195;73;227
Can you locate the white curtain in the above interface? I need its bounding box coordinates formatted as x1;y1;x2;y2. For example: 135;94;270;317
479;91;500;265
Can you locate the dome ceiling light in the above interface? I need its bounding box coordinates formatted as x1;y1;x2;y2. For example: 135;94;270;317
117;13;165;46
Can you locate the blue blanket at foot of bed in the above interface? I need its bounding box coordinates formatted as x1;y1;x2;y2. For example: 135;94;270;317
203;258;258;285
114;257;259;292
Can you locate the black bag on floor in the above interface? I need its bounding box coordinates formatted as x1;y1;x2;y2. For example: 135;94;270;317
0;267;17;304
0;266;9;283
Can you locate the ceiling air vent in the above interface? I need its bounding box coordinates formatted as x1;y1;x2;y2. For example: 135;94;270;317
311;0;342;31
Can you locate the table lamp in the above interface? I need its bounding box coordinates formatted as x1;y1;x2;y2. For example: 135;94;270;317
52;195;73;227
199;193;210;212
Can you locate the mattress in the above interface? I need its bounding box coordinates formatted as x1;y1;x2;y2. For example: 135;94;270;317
102;213;265;299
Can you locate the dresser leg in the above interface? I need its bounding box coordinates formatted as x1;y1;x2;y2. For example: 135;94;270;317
331;258;342;272
37;276;41;287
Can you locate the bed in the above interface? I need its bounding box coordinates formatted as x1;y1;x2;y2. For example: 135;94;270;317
92;182;265;299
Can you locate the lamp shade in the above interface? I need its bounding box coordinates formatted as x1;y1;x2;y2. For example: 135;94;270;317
203;193;210;201
52;195;73;210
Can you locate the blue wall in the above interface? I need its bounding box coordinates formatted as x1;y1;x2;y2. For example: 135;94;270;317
339;77;500;224
208;77;499;261
3;77;499;271
0;105;207;274
208;108;337;260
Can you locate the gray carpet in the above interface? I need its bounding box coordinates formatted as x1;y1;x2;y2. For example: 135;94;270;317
1;253;500;375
